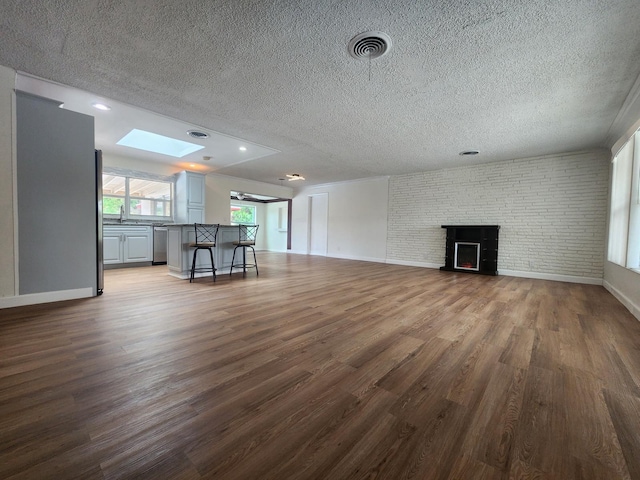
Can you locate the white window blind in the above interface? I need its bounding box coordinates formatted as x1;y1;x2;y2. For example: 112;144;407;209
608;136;634;266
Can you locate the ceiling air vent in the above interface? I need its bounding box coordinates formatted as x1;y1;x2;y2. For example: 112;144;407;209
187;130;209;139
348;32;392;60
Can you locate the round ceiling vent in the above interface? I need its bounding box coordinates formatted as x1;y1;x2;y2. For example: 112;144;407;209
348;31;392;60
187;130;209;139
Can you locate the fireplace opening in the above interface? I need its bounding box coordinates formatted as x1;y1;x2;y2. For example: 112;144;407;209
454;242;480;271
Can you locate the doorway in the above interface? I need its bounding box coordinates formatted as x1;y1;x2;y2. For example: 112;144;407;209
308;193;328;256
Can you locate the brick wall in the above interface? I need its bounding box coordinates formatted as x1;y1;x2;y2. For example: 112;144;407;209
387;150;610;279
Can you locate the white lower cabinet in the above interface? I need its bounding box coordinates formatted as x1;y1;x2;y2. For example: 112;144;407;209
103;226;153;265
103;233;124;264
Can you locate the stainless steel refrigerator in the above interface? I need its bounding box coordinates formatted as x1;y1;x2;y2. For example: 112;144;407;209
96;149;104;294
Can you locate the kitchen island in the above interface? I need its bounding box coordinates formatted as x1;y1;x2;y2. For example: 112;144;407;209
165;224;241;279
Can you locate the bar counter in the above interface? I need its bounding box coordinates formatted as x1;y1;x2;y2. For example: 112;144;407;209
165;224;240;279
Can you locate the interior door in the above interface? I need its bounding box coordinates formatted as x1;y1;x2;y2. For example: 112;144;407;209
308;193;328;256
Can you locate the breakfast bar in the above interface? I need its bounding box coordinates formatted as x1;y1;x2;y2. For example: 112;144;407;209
165;224;240;279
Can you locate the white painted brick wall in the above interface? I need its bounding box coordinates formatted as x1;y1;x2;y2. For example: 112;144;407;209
387;150;610;279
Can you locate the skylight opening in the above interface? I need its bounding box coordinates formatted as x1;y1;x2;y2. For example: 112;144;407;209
117;129;205;158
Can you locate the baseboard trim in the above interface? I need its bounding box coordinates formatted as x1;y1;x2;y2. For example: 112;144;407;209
0;287;95;309
331;253;387;264
385;259;442;269
603;280;640;321
498;269;603;285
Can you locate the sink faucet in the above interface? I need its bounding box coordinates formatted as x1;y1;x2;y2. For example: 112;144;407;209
119;204;125;223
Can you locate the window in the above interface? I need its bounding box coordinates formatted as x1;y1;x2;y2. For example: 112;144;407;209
608;129;640;271
103;174;172;220
102;174;126;215
231;204;256;224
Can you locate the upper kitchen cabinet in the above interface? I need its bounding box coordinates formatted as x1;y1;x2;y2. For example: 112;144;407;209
175;171;205;223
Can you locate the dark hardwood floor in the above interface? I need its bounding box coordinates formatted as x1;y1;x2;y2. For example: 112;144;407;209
1;253;640;479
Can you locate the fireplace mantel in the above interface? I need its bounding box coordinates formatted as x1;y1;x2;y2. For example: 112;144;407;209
440;225;500;275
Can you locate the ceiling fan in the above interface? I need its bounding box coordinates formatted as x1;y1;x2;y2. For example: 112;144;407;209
232;191;255;201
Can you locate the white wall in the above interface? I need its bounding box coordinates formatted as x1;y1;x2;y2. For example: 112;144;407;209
205;173;292;225
264;202;288;252
291;152;609;285
388;150;610;283
0;65;15;298
291;177;389;262
102;153;182;176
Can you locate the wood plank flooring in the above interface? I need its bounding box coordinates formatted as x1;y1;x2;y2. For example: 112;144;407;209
1;253;640;479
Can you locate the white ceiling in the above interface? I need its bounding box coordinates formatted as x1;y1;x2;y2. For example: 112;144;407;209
15;74;280;175
2;1;640;187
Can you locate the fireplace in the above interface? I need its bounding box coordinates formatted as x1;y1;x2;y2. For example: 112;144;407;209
454;242;480;271
441;225;500;275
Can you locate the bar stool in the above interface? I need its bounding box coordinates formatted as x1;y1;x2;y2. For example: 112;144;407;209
188;224;219;282
230;225;259;277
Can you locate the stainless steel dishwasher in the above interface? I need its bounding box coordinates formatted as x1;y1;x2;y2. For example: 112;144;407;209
152;226;168;265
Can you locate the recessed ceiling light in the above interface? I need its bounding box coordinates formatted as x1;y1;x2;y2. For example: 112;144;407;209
459;150;479;156
92;102;111;111
117;129;205;158
187;130;209;139
239;146;247;151
286;173;305;181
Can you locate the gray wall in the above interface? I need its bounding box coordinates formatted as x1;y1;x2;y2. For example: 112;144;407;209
17;92;97;295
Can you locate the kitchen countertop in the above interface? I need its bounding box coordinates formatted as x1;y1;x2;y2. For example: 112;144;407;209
164;224;239;228
104;222;243;227
103;220;165;226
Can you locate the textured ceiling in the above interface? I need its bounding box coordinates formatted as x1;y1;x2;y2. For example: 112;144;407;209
2;0;640;186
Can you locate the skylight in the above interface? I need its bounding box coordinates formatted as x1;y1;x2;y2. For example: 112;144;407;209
116;129;204;158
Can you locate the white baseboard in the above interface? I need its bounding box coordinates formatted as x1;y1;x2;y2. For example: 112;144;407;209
385;259;442;269
499;269;603;285
603;280;640;321
0;287;95;309
331;253;387;264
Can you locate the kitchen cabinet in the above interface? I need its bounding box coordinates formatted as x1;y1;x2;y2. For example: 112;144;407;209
175;171;205;224
103;226;153;265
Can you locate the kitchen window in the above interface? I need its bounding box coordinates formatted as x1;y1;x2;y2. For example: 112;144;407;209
103;174;172;220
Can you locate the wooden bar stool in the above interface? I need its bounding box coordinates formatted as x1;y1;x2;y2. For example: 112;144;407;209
230;225;259;277
188;224;219;282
